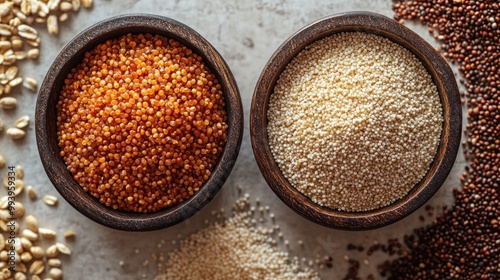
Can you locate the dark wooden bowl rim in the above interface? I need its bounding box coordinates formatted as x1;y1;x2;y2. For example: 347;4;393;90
35;14;243;231
250;12;462;230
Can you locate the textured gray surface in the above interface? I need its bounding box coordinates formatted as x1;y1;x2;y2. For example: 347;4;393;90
0;1;466;279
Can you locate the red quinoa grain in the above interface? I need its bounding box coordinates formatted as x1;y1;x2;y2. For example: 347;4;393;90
56;33;228;213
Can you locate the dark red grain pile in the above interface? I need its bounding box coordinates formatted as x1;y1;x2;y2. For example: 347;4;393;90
379;1;500;279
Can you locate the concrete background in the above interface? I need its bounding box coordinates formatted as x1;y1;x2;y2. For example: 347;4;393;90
0;0;466;279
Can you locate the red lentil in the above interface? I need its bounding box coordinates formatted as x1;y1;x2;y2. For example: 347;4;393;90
56;33;228;213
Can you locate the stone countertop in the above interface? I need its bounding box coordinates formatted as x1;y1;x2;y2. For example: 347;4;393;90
0;0;466;279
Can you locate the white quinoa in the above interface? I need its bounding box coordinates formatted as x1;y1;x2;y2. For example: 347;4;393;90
267;32;443;212
155;196;320;280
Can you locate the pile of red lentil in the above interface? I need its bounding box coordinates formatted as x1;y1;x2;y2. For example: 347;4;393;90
56;33;228;213
379;1;500;279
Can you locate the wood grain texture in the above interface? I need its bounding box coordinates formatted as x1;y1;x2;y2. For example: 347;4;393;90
35;14;243;231
250;12;461;230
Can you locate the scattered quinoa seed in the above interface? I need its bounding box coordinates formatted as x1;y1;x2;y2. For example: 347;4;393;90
154;195;320;280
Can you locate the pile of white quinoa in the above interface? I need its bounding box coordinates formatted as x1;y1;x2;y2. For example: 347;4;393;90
154;195;321;280
267;32;443;212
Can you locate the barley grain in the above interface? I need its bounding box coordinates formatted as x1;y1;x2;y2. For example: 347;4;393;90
30;246;44;259
47;259;61;268
59;2;71;12
38;228;56;239
46;15;57;34
26;185;37;199
22;76;36;91
21;229;38;241
43;195;57;206
0;96;17;109
6;127;25;140
27;48;39;59
81;0;91;8
14;115;29;129
28;260;44;275
45;245;58;258
55;243;70;255
24;215;38;232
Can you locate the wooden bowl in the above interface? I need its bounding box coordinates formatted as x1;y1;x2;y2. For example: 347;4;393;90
35;14;243;231
250;12;461;230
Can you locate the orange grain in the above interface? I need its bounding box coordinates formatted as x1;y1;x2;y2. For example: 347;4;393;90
56;33;228;213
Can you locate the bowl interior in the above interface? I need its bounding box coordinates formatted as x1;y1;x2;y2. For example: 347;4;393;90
36;14;243;231
251;12;461;230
